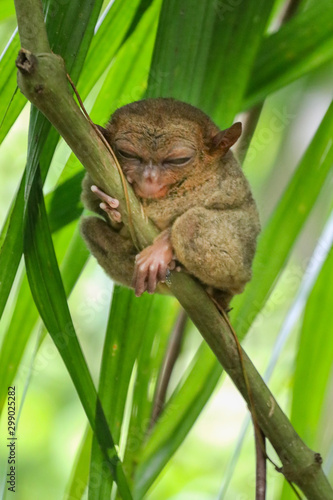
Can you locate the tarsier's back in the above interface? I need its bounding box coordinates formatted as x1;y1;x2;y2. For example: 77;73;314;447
81;98;260;310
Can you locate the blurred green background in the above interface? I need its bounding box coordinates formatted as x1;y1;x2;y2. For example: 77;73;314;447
0;0;332;499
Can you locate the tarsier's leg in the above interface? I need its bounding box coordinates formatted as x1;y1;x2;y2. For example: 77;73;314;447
171;207;254;308
80;217;136;287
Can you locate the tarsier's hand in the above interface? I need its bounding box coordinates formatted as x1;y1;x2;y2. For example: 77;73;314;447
133;230;176;296
91;185;122;224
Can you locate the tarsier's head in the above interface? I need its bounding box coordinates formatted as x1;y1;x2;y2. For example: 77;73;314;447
102;98;242;199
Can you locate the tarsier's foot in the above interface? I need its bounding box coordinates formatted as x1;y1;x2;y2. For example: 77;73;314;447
91;185;122;223
133;230;177;296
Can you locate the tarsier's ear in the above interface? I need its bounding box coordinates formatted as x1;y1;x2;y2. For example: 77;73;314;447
210;122;242;155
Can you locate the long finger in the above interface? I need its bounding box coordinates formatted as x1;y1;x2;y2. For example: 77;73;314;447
134;263;148;297
157;260;168;282
147;263;159;294
99;203;122;223
91;185;119;208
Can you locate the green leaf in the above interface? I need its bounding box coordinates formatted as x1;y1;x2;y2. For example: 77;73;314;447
89;288;155;499
44;0;103;83
245;0;333;109
281;232;333;500
201;0;276;126
0;176;25;320
0;124;59;323
90;0;160;125
134;342;222;497
291;239;333;447
0;2;15;20
146;0;216;104
77;0;146;100
16;1;134;493
233;99;333;334
0;0;103;321
0;32;27;146
124;295;177;478
147;0;275;126
0;0;144;147
46;171;85;233
102;288;153;444
24;167;131;498
0;272;36;413
123;0;154;41
88;288;177;498
64;426;93;500
0;224;89;416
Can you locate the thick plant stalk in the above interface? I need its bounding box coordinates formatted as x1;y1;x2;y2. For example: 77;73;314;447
13;0;333;498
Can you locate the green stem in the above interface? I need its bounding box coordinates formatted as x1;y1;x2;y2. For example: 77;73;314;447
13;0;333;498
15;0;50;53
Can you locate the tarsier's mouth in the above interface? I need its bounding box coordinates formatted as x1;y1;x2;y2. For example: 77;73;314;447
134;182;169;199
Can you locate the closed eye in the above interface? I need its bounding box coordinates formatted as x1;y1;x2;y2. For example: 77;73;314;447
118;149;141;161
164;157;192;166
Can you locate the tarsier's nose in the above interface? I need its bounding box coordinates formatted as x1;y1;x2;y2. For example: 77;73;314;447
143;162;159;182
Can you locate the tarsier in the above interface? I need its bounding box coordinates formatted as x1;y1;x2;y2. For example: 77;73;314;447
81;98;260;310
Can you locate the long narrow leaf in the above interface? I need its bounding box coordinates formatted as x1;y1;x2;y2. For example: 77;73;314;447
0;0;103;321
0;176;24;320
146;0;216;104
124;295;177;479
24;167;131;498
18;0;133;492
134;342;222;496
233;99;333;334
90;0;160;126
89;288;154;499
201;0;275;126
244;0;333;109
291;245;333;445
77;0;145;100
0;212;88;417
64;427;93;500
89;291;176;498
0;31;26;145
281;243;333;500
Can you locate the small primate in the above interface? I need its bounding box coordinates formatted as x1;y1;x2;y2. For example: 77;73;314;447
81;98;260;310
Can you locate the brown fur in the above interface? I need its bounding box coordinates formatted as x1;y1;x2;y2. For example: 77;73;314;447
80;98;260;309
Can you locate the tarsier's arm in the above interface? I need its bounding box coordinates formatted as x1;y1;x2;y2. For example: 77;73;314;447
83;180;176;295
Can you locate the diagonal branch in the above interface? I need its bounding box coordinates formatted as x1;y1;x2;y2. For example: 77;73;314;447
13;0;333;498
